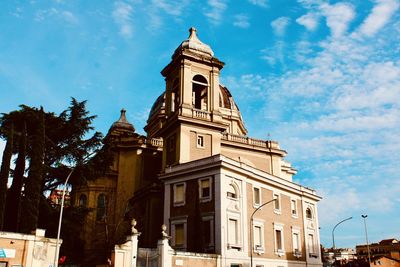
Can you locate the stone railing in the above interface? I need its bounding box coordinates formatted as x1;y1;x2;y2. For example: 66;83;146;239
192;108;211;120
146;138;163;147
222;133;279;149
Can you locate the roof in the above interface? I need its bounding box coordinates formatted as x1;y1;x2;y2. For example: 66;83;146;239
380;239;399;245
173;27;214;58
110;109;135;132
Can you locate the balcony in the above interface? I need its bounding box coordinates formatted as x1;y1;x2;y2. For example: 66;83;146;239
192;108;211;120
221;133;279;149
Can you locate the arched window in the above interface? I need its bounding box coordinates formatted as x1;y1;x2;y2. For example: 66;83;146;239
192;75;208;110
79;194;87;207
227;183;239;199
171;79;180;112
96;194;107;221
306;208;313;219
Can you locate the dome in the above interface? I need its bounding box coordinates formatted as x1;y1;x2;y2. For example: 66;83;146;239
174;27;214;57
219;85;240;111
148;93;166;121
111;109;135;132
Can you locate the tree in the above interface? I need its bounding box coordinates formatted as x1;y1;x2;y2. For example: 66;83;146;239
0;98;112;262
19;108;45;233
0;123;13;230
4;122;26;231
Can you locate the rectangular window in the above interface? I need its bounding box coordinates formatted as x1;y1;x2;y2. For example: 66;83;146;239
175;224;184;246
199;178;211;200
293;231;301;256
166;134;176;164
308;233;315;254
253;187;260;206
291;199;297;216
173;183;185;206
273;193;280;211
228;218;239;246
201;217;214;248
197;134;205;148
254;225;262;248
275;230;283;251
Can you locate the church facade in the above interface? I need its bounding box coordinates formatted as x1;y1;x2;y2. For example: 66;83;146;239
73;28;322;267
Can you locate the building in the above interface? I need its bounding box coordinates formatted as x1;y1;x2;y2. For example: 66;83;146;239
323;248;357;267
0;229;59;266
357;239;400;261
48;189;71;207
73;27;323;267
370;256;400;267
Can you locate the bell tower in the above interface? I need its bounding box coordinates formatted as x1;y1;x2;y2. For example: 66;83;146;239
158;27;228;168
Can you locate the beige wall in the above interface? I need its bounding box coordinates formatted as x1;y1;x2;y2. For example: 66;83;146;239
0;230;58;267
245;183;306;261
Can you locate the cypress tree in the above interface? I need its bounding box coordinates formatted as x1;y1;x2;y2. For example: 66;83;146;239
20;108;45;234
4;122;26;231
0;124;14;230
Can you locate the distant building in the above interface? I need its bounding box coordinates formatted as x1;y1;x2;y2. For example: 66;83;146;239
48;189;71;207
323;248;357;267
357;239;400;261
370;256;400;267
72;27;323;267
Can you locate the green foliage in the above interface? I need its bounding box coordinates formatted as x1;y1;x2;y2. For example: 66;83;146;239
0;124;13;230
0;97;112;261
4;122;26;231
20;108;45;233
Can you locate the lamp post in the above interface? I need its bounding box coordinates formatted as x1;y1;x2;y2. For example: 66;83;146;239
250;198;276;267
332;216;353;250
53;168;74;267
361;215;371;265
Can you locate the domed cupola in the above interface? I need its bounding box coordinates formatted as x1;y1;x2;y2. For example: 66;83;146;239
173;27;214;58
110;109;135;133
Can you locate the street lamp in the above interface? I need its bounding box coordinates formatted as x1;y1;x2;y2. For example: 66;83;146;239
332;216;353;249
53;168;74;267
361;215;371;265
250;198;276;267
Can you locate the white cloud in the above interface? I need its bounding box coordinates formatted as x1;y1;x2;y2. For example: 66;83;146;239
204;0;227;25
233;14;250;28
151;0;190;16
34;8;78;24
271;16;290;36
61;11;78;24
358;0;400;37
112;1;134;39
320;2;355;38
248;0;268;8
236;7;400;236
296;12;319;31
260;40;285;65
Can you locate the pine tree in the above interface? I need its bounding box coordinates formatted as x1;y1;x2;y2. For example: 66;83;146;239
4;122;26;231
0;124;13;230
20;108;45;234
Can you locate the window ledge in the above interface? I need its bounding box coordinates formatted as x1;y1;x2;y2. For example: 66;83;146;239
173;201;185;207
254;246;265;254
274;209;281;215
293;252;302;258
275;250;285;257
228;244;242;250
199;197;212;203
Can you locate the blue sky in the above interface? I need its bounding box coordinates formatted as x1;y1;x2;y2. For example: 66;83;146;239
1;0;399;248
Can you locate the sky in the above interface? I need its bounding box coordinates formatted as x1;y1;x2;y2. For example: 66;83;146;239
0;0;399;249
